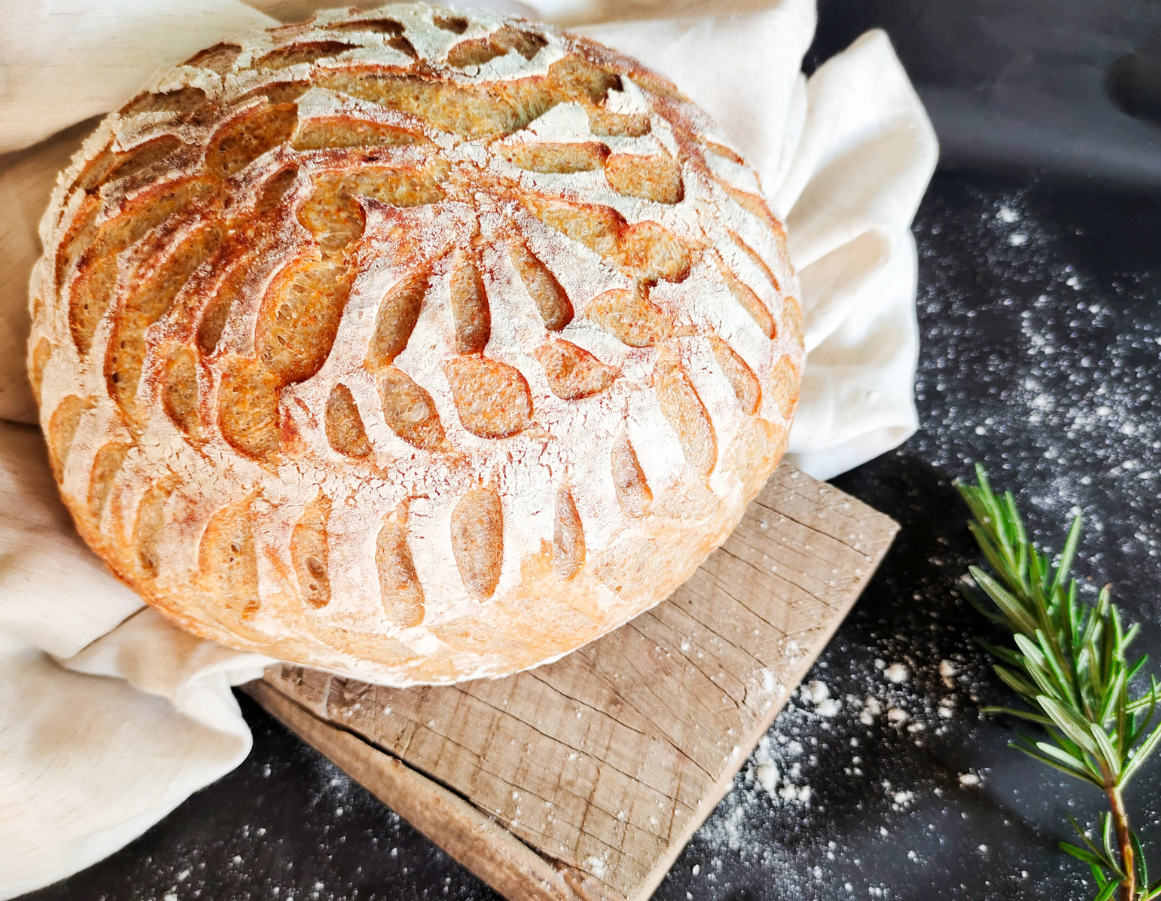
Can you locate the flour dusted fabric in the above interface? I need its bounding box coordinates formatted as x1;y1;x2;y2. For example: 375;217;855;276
0;2;936;896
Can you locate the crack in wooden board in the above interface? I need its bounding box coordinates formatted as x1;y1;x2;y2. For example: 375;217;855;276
245;466;898;901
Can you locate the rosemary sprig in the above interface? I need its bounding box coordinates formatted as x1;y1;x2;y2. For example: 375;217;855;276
956;465;1161;901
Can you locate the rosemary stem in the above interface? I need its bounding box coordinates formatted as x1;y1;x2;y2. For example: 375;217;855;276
1106;776;1136;901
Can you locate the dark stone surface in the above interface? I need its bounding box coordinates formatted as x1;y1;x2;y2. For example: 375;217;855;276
812;0;1161;186
18;3;1161;900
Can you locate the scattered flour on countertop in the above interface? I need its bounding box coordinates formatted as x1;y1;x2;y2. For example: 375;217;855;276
686;634;990;900
884;663;910;684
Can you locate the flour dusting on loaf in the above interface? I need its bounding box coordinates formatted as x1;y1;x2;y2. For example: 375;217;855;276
29;3;803;685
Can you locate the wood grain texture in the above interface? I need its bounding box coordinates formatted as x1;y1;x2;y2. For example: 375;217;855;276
246;465;898;901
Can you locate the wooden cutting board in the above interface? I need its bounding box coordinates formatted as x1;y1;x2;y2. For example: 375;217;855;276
245;465;897;901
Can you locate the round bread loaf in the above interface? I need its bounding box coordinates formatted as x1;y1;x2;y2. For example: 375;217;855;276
28;3;803;684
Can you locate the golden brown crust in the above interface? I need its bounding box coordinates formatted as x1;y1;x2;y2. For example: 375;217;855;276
28;3;804;685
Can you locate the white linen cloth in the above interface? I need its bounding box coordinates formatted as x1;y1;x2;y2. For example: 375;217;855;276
0;1;936;896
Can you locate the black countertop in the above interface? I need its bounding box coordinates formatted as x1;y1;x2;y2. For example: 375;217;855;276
19;2;1161;899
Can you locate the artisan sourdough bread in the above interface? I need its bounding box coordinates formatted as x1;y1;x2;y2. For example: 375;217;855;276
28;3;803;684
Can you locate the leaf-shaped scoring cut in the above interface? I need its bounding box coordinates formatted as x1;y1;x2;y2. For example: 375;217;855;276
197;245;258;356
525;198;692;282
433;13;468;33
501;142;608;174
183;42;241;74
324;16;407;36
450;485;504;597
718;179;784;235
587;107;650;138
121;86;208;118
325;383;372;457
88;442;129;518
534;340;616;400
523;196;623;257
292;117;428;151
377;368;447;451
728;228;781;293
586;289;670;348
611;433;651;517
205;103;298;178
605;153;684;204
768;354;799;421
256;257;353;385
781;295;803;345
376;517;425;627
367;267;429;370
291;494;331;608
133;483;170;579
553;486;585;579
708;336;760;415
327;161;449;208
218;356;282;460
46;394;94;480
618;221;691;282
256;40;359;71
703;140;745;166
507;240;572;331
69;253;119;358
56;192;100;290
447;25;547;68
445;357;533;439
717;259;775;339
161;345;202;440
297;176;366;252
449;253;490;355
101;136;186;187
655;348;717;478
198;498;260;619
29;338;52;404
317;71;556;139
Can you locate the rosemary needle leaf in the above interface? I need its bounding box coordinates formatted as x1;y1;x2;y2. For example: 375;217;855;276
1012;741;1100;785
1127;678;1161;715
993;663;1039;699
1064;841;1113;869
1070;816;1118;868
978;705;1055;726
1014;632;1048;669
1052;514;1084;597
1088;724;1121;775
1102;814;1117;870
976;637;1022;667
971;568;1040;635
1135;831;1149;888
1123;719;1161;785
1039;696;1101;756
1032;738;1089;771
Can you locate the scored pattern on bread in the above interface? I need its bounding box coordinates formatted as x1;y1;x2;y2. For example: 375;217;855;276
29;3;804;684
